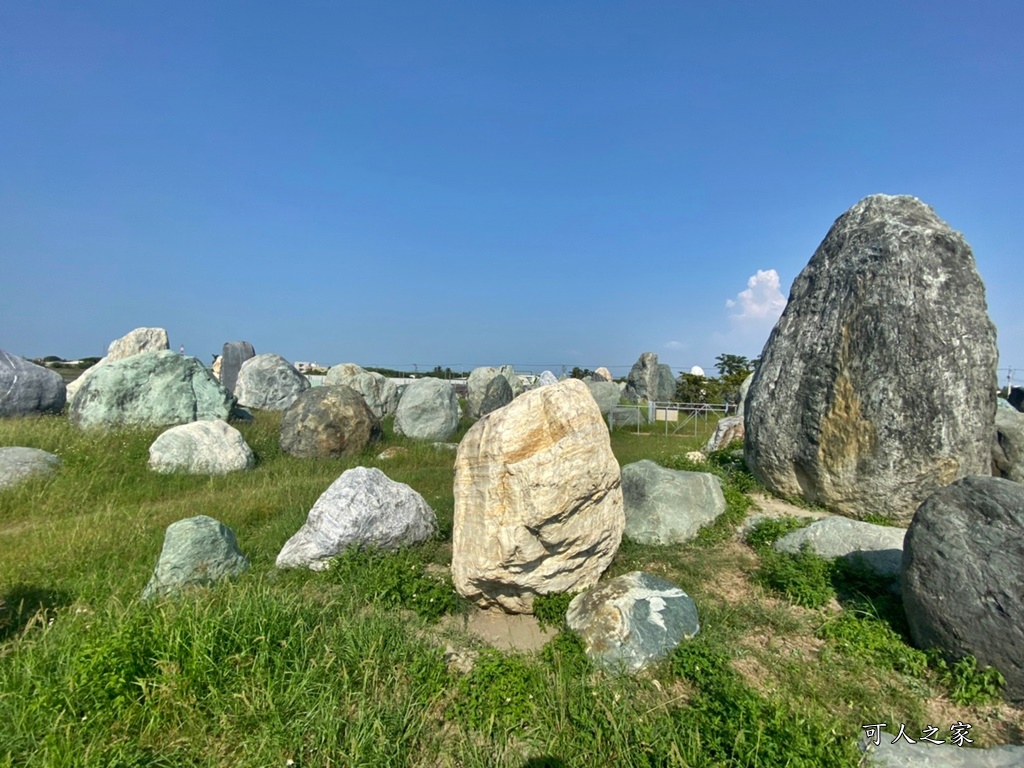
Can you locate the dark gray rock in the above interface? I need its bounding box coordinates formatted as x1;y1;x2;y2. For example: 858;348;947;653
142;515;250;599
624;352;659;403
276;466;438;570
280;385;381;458
0;447;61;490
566;571;700;673
499;365;525;398
656;364;676;401
745;195;998;524
1008;387;1024;413
234;353;310;411
394;378;460;441
859;728;1024;767
586;380;621;415
993;407;1024;483
0;350;66;417
467;366;499;418
69;350;234;429
220;341;255;395
621;460;726;545
774;516;906;579
902;476;1024;702
479;374;513;416
148;419;255;474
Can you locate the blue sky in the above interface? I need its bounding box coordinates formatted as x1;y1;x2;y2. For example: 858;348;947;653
3;1;1022;383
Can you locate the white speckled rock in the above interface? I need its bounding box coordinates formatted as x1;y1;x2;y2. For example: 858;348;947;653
235;353;310;411
567;571;700;673
276;467;437;571
142;515;250;599
148;419;255;475
452;379;624;613
536;370;559;387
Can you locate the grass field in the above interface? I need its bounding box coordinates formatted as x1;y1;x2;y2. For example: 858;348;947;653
1;411;1020;766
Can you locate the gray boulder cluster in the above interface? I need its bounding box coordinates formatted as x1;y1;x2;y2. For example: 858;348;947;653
735;193;1023;713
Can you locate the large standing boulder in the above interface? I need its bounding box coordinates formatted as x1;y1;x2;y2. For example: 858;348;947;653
621;460;726;545
498;365;525;398
69;350;234;429
276;467;438;570
280;386;381;458
624;353;659;402
452;379;624;613
325;363;400;419
902;476;1024;702
0;350;66;417
479;375;513;416
0;447;61;491
593;367;613;383
148;420;255;475
219;341;255;395
745;195;998;524
567;572;700;673
993;407;1024;483
66;327;169;404
394;378;460;441
234;353;310;411
467;367;501;418
142;516;250;599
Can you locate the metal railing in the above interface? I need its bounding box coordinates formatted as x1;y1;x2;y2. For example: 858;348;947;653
607;401;732;436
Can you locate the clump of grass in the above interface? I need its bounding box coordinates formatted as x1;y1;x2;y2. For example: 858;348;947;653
326;545;462;622
754;544;836;609
533;592;576;632
451;648;546;731
928;652;1006;706
670;639;858;766
817;605;928;676
744;515;811;552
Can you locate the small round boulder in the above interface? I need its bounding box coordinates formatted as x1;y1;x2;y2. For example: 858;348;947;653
280;385;381;458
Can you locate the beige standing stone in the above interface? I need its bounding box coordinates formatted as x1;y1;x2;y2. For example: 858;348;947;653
594;367;613;382
452;379;624;613
211;355;223;380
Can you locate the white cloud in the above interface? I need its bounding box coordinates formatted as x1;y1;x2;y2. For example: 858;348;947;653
726;269;787;324
664;340;686;350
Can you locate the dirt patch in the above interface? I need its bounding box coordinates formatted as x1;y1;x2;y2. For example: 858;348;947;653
920;695;1024;749
747;492;832;522
437;609;557;653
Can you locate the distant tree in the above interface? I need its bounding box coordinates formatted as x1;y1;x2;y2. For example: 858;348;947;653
714;353;757;407
570;367;594;380
676;373;724;404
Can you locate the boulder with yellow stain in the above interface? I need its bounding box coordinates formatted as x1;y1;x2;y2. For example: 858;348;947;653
452;379;624;613
745;194;997;524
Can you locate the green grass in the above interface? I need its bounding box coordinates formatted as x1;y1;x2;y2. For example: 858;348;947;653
1;411;1020;765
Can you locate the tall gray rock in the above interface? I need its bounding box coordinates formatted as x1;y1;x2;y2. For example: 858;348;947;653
479;374;513;416
902;477;1024;702
624;353;659;403
498;365;525;398
69;350;234;429
0;350;66;417
234;353;310;411
394;378;460;441
993;407;1024;483
220;341;255;395
467;367;501;418
745;195;998;523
